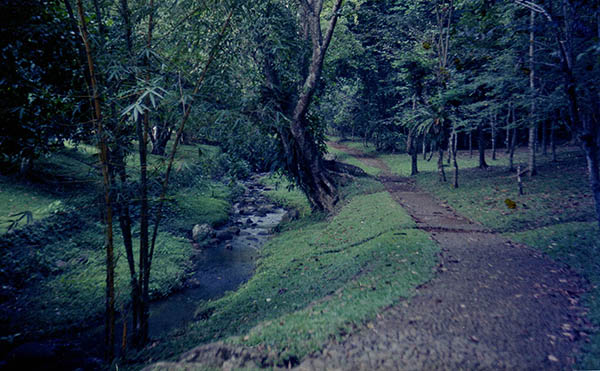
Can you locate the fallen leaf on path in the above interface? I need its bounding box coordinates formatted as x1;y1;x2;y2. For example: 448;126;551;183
548;355;559;362
562;332;575;341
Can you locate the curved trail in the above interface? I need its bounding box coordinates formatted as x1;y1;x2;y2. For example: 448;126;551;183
297;143;588;370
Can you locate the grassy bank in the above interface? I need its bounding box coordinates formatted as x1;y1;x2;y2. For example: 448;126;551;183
0;143;238;346
130;178;438;368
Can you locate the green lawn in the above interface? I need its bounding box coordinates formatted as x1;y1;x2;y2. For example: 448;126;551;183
414;148;593;232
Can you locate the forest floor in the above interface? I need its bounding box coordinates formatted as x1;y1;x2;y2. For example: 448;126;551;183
296;142;591;369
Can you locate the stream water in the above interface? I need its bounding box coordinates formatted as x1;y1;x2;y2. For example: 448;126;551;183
2;177;286;370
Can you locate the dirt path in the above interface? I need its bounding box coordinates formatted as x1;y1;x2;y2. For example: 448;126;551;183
297;143;589;370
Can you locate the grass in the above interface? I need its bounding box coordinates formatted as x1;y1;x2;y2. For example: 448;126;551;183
508;222;600;368
2;226;194;337
165;182;233;233
129;182;438;367
326;145;384;176
0;141;238;348
414;148;594;232
259;175;312;217
380;151;482;176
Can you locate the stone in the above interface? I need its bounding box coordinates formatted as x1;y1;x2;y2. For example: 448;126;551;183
227;226;241;235
225;244;233;250
257;205;274;214
215;230;234;241
281;209;300;223
239;206;255;216
192;224;214;242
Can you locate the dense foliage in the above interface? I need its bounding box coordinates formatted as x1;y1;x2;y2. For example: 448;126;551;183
0;0;86;173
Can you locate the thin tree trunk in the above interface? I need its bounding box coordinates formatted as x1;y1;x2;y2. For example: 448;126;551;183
509;127;517;172
542;120;548;155
438;143;447;182
138;0;155;345
76;0;115;360
528;10;537;176
148;8;235;293
505;106;511;153
551;121;557;162
469;131;473;157
478;123;488;169
422;135;427;160
491;111;497;160
583;119;600;228
452;129;458;188
409;96;418;175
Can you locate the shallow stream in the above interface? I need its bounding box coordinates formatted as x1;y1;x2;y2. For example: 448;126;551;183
3;177;286;369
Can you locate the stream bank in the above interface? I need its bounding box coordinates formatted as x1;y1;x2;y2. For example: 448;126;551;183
1;175;288;370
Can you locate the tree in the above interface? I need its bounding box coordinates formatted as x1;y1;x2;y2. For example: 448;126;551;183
0;0;87;174
515;0;600;226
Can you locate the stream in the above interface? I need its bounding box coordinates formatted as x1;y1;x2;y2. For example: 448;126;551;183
2;176;287;370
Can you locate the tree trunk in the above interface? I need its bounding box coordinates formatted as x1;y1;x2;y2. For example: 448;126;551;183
509;127;517;172
76;0;115;360
422;135;427;159
478;123;488;169
438;144;447;182
150;122;172;156
542;120;548;155
469;131;473;157
281;0;344;212
452;129;459;188
582;119;600;228
528;10;537;176
491;111;497;160
137;0;155;346
505;106;511;153
551;121;557;162
407;128;418;176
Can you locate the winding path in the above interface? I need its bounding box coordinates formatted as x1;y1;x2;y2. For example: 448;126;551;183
297;143;589;370
147;144;590;370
